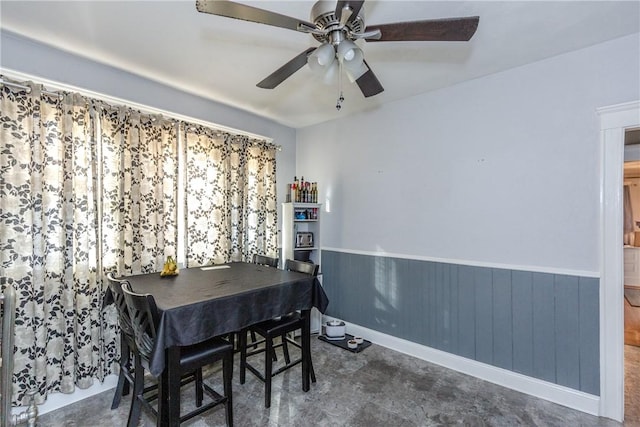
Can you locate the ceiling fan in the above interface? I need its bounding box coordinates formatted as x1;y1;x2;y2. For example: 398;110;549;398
196;0;479;109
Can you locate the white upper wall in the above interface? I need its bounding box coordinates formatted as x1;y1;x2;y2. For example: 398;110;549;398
3;29;639;273
296;33;640;275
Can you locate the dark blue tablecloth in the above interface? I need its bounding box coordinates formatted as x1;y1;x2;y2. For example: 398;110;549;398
107;262;328;376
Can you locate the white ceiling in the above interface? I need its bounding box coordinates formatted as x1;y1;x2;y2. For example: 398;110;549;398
1;1;639;129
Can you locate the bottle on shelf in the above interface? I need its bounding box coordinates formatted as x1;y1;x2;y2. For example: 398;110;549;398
289;177;319;204
303;182;308;202
291;183;297;204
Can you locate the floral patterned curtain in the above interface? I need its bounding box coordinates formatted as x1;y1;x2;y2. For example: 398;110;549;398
98;105;179;275
97;106;180;380
228;135;278;260
0;78;277;406
184;125;277;266
0;83;105;405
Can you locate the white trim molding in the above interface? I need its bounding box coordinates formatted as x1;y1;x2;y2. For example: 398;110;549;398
323;316;600;416
12;375;118;417
598;100;640;422
322;246;599;278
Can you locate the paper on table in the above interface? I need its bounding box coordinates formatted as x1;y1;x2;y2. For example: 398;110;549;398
200;265;231;271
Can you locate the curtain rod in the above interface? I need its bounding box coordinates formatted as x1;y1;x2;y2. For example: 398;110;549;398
0;77;62;99
0;70;281;150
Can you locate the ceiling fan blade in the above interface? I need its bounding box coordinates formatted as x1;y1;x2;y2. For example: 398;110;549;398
335;1;365;26
355;60;384;98
365;16;479;42
196;0;318;33
257;47;317;89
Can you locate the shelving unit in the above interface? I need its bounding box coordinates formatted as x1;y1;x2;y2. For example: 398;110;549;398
281;202;321;267
282;202;322;333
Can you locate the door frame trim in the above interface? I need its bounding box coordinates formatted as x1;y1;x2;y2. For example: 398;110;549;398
599;100;640;422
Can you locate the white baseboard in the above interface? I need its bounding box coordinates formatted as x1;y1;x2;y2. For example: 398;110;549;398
12;374;118;417
323;316;600;416
15;317;602;419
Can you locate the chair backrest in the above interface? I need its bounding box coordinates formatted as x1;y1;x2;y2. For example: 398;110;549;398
106;272;135;338
285;259;319;276
121;282;159;362
253;254;279;268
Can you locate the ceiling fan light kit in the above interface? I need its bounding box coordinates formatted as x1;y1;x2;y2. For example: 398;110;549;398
196;0;479;109
323;61;340;86
337;40;362;66
336;40;367;82
308;43;335;70
308;44;342;86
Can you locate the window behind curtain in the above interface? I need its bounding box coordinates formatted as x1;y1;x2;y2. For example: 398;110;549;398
98;105;179;276
182;124;278;267
0;78;277;405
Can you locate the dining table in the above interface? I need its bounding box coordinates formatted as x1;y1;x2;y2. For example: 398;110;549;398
113;261;329;426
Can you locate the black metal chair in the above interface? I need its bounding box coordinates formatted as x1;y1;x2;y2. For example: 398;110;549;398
252;254;279;268
106;272;137;411
245;254;280;353
239;259;318;408
283;259;318;276
107;273;209;425
122;282;234;426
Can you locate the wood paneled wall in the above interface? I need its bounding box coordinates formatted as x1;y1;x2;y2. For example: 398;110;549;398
321;250;600;395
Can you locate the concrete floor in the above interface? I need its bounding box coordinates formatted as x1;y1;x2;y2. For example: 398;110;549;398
37;336;622;427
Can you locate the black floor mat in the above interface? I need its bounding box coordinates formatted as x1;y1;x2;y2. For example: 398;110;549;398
318;333;371;353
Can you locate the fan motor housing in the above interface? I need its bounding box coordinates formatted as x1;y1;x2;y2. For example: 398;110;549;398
310;0;365;43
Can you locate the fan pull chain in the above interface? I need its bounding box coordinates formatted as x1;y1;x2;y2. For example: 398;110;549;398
336;60;344;111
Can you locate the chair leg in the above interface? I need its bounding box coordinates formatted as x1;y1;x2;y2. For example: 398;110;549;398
195;368;204;407
111;368;127;410
112;335;130;409
122;370;131;396
265;337;273;408
250;330;276;361
310;357;316;383
281;334;291;365
127;354;144;427
249;330;258;349
239;329;247;384
223;350;234;427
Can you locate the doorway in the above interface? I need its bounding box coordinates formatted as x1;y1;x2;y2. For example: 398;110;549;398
623;129;640;424
600;101;640;422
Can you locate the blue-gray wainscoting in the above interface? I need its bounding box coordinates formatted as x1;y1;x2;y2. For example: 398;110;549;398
321;250;599;395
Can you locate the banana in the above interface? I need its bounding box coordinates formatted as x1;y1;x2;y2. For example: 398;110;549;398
160;256;179;277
